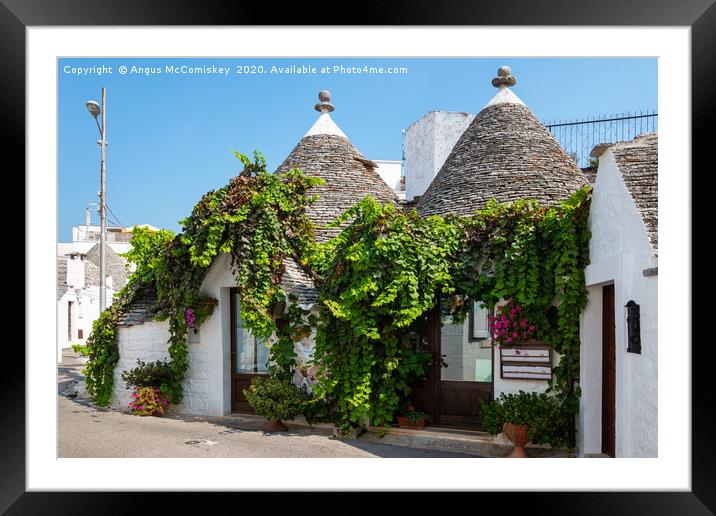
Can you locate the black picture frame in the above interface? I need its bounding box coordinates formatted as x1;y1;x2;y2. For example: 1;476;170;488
7;0;709;512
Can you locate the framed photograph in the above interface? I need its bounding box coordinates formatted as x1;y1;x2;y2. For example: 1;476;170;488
11;0;707;511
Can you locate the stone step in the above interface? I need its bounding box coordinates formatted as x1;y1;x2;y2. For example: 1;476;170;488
359;425;575;458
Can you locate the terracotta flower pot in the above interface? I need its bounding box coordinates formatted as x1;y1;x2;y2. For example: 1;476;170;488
502;422;530;458
396;416;426;429
264;419;288;432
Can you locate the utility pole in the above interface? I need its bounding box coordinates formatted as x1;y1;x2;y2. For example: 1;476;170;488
99;87;107;312
86;89;107;312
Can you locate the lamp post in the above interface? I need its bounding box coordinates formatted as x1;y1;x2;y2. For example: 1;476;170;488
86;89;107;312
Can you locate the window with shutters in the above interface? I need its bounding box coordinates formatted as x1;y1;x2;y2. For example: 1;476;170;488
469;301;491;342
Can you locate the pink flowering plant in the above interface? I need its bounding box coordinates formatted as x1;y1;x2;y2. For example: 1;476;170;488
129;386;170;416
184;307;197;333
487;299;536;348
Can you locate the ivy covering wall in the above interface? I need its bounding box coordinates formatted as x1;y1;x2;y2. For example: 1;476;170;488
83;150;591;434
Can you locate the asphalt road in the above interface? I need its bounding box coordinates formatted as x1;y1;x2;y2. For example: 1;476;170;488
58;396;476;458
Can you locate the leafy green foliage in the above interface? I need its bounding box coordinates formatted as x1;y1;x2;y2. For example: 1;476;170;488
120;358;173;390
84;143;590;441
310;198;459;431
452;187;592;422
71;343;90;356
479;391;572;449
83;151;322;406
242;376;309;421
82;284;140;406
121;225;177;294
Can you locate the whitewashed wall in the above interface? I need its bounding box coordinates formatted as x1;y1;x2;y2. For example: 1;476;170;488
111;252;320;415
372;160;402;191
578;149;658;458
65;256;85;288
112;320;173;410
404;111;474;201
112;318;219;415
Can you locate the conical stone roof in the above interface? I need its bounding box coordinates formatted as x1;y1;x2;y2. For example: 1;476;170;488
276;91;398;241
417;67;589;217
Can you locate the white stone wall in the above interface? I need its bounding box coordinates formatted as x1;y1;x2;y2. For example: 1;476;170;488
403;111;474;201
372;160;402;191
113;319;212;414
65;256;85;288
577;149;658;458
112;320;173;410
433;111;475;184
110;252;321;416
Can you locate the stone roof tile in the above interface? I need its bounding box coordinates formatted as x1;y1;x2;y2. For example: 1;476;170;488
276;133;398;241
117;286;161;327
417;101;590;217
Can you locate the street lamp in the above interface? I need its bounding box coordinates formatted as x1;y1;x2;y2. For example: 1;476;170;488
86;89;107;312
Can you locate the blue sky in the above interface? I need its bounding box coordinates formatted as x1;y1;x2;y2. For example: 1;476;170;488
58;57;657;241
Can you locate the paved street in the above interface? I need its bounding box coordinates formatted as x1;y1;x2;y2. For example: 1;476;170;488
58;395;477;458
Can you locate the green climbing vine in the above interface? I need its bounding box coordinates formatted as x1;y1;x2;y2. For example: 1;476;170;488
83;145;590;435
449;187;592;421
308;188;590;431
83;151;322;405
309;198;461;430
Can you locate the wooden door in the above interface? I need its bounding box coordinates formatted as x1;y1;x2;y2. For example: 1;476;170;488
602;284;616;457
426;299;493;430
67;301;73;341
406;310;435;420
230;288;269;413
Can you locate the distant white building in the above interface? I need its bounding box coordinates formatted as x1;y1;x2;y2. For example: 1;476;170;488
372;159;404;200
57;209;157;361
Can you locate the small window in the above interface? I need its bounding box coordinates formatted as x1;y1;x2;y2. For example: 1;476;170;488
78;329;83;340
469;301;491;343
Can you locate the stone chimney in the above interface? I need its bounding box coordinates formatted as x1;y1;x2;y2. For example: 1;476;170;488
85;207;91;226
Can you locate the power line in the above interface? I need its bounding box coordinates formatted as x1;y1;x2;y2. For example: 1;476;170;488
106;204;126;230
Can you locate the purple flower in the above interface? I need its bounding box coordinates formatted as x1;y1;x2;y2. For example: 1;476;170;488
185;308;197;329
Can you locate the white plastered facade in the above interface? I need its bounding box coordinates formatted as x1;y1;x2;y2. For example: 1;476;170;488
577;148;658;457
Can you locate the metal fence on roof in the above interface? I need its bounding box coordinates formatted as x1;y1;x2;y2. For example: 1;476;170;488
544;110;658;168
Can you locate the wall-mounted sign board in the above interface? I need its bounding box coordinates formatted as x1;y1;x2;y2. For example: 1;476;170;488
500;344;552;380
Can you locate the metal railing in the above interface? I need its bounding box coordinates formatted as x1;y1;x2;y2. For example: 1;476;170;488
544;110;658;168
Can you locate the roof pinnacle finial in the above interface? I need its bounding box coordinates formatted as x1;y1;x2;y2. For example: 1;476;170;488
492;66;516;88
315;90;335;113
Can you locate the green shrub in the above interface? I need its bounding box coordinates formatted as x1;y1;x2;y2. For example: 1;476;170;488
480;391;572;450
71;343;90;356
121;359;173;390
243;377;308;422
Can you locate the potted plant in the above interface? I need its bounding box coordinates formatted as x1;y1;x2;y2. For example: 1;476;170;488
121;359;174;416
128;386;170;416
396;403;427;429
242;376;309;432
480;391;571;457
